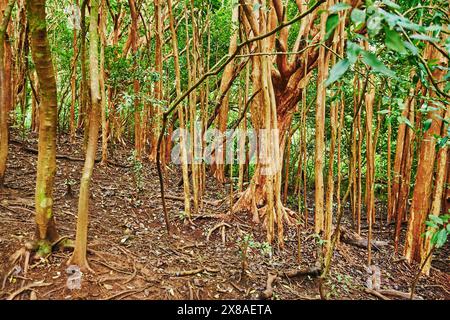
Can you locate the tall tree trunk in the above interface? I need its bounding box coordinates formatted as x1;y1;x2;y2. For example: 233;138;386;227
26;0;59;248
404;44;447;263
314;5;331;234
168;0;191;218
0;0;14;188
69;0;79;142
99;0;107;164
212;4;239;183
149;0;163;161
69;0;101;270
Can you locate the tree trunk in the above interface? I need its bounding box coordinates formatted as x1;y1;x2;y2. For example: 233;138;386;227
69;0;101;270
26;0;59;248
212;4;239;183
0;0;14;188
404;44;447;263
168;0;191;218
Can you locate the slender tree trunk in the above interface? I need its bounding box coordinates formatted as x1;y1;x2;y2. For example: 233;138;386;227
149;0;163;161
69;0;101;270
314;5;331;234
0;0;15;188
26;0;59;248
168;0;191;218
69;0;79;142
99;0;107;164
212;4;239;183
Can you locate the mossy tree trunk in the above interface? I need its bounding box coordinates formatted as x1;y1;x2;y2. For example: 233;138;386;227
26;0;60;250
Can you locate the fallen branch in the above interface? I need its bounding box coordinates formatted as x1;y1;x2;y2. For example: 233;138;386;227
340;227;388;251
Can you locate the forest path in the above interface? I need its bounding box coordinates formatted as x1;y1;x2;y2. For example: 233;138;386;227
0;132;448;300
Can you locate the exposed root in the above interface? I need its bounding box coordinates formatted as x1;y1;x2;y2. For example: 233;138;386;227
279;265;322;278
365;288;390;300
206;222;231;242
7;281;52;300
259;272;278;300
364;288;423;300
105;284;153;300
167;267;220;277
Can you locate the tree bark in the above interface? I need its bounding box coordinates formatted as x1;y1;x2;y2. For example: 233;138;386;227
26;0;59;247
0;0;14;188
69;0;101;270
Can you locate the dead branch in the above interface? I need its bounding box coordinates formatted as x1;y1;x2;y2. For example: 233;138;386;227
340;227;388;250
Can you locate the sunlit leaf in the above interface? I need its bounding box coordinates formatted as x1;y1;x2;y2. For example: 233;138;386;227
329;3;352;14
382;0;401;9
325;14;339;40
351;8;366;25
423;118;433;131
325;59;351;87
361;51;396;77
384;27;407;54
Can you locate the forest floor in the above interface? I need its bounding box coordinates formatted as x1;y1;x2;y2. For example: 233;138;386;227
0;130;449;300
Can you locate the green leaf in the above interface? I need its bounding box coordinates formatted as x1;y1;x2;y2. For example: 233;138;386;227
437;136;449;149
404;41;418;55
423;118;433;131
382;0;401;9
378;109;390;115
325;59;351;87
325;14;339;40
253;3;261;12
329;3;352;14
425;221;438;228
351;8;366;25
429;215;444;225
361;51;396;77
398;116;414;130
435;229;448;248
347;41;362;64
367;15;383;36
410;34;439;43
384;27;407;54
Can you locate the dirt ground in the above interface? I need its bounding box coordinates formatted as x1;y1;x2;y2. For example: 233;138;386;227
0;131;449;300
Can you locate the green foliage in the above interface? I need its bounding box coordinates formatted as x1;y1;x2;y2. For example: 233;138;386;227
424;214;450;249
